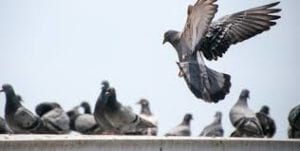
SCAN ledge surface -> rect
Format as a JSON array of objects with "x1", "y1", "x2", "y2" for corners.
[{"x1": 0, "y1": 135, "x2": 299, "y2": 151}]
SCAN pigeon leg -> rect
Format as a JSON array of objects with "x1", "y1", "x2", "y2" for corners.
[{"x1": 178, "y1": 70, "x2": 184, "y2": 77}]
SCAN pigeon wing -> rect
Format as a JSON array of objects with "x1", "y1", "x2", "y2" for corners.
[
  {"x1": 180, "y1": 0, "x2": 218, "y2": 53},
  {"x1": 201, "y1": 2, "x2": 281, "y2": 60},
  {"x1": 14, "y1": 107, "x2": 41, "y2": 131}
]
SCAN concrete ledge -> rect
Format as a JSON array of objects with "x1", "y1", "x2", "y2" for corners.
[{"x1": 0, "y1": 135, "x2": 299, "y2": 151}]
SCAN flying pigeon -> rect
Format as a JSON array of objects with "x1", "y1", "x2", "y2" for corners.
[
  {"x1": 0, "y1": 84, "x2": 43, "y2": 134},
  {"x1": 199, "y1": 111, "x2": 223, "y2": 137},
  {"x1": 165, "y1": 113, "x2": 193, "y2": 136},
  {"x1": 0, "y1": 116, "x2": 13, "y2": 134},
  {"x1": 256, "y1": 105, "x2": 276, "y2": 138},
  {"x1": 67, "y1": 101, "x2": 102, "y2": 134},
  {"x1": 163, "y1": 0, "x2": 281, "y2": 103},
  {"x1": 127, "y1": 98, "x2": 158, "y2": 135},
  {"x1": 94, "y1": 81, "x2": 156, "y2": 134},
  {"x1": 35, "y1": 102, "x2": 70, "y2": 134},
  {"x1": 229, "y1": 89, "x2": 264, "y2": 137},
  {"x1": 288, "y1": 104, "x2": 300, "y2": 138}
]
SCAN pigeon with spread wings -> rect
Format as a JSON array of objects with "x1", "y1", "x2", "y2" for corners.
[{"x1": 163, "y1": 0, "x2": 281, "y2": 103}]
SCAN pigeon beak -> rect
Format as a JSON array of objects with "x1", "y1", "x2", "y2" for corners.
[
  {"x1": 0, "y1": 89, "x2": 3, "y2": 92},
  {"x1": 135, "y1": 101, "x2": 141, "y2": 105}
]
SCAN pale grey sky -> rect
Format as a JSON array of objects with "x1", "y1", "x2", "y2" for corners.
[{"x1": 0, "y1": 0, "x2": 299, "y2": 138}]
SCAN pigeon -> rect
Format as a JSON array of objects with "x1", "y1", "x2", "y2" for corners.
[
  {"x1": 288, "y1": 104, "x2": 300, "y2": 130},
  {"x1": 0, "y1": 116, "x2": 13, "y2": 134},
  {"x1": 165, "y1": 113, "x2": 193, "y2": 136},
  {"x1": 35, "y1": 102, "x2": 70, "y2": 134},
  {"x1": 81, "y1": 101, "x2": 92, "y2": 114},
  {"x1": 199, "y1": 111, "x2": 223, "y2": 137},
  {"x1": 0, "y1": 84, "x2": 43, "y2": 134},
  {"x1": 163, "y1": 0, "x2": 281, "y2": 103},
  {"x1": 256, "y1": 105, "x2": 276, "y2": 138},
  {"x1": 127, "y1": 98, "x2": 158, "y2": 135},
  {"x1": 288, "y1": 126, "x2": 300, "y2": 139},
  {"x1": 229, "y1": 89, "x2": 264, "y2": 137},
  {"x1": 288, "y1": 104, "x2": 300, "y2": 138},
  {"x1": 67, "y1": 102, "x2": 102, "y2": 134},
  {"x1": 94, "y1": 81, "x2": 156, "y2": 134}
]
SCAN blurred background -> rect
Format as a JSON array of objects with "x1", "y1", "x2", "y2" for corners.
[{"x1": 0, "y1": 0, "x2": 299, "y2": 138}]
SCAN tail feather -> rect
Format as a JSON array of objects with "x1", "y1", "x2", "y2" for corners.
[{"x1": 177, "y1": 61, "x2": 231, "y2": 103}]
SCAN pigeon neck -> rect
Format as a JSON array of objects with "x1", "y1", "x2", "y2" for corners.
[
  {"x1": 83, "y1": 106, "x2": 91, "y2": 114},
  {"x1": 212, "y1": 115, "x2": 221, "y2": 124},
  {"x1": 141, "y1": 105, "x2": 152, "y2": 116},
  {"x1": 106, "y1": 95, "x2": 119, "y2": 111},
  {"x1": 237, "y1": 97, "x2": 248, "y2": 107},
  {"x1": 4, "y1": 90, "x2": 21, "y2": 113},
  {"x1": 182, "y1": 119, "x2": 191, "y2": 126}
]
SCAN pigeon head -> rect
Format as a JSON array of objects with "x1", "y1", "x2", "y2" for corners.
[
  {"x1": 239, "y1": 89, "x2": 250, "y2": 99},
  {"x1": 260, "y1": 105, "x2": 270, "y2": 115},
  {"x1": 136, "y1": 98, "x2": 149, "y2": 107},
  {"x1": 183, "y1": 113, "x2": 193, "y2": 123},
  {"x1": 215, "y1": 111, "x2": 222, "y2": 119},
  {"x1": 101, "y1": 80, "x2": 110, "y2": 90},
  {"x1": 0, "y1": 84, "x2": 15, "y2": 95},
  {"x1": 80, "y1": 101, "x2": 91, "y2": 114},
  {"x1": 35, "y1": 102, "x2": 61, "y2": 117},
  {"x1": 163, "y1": 30, "x2": 180, "y2": 46}
]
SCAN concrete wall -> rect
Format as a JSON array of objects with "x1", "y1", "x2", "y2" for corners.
[{"x1": 0, "y1": 135, "x2": 299, "y2": 151}]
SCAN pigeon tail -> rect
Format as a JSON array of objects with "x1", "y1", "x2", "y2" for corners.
[{"x1": 177, "y1": 61, "x2": 231, "y2": 103}]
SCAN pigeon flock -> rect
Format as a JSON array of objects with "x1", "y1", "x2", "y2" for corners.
[{"x1": 0, "y1": 0, "x2": 298, "y2": 139}]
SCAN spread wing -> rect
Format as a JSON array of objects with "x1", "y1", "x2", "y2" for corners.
[
  {"x1": 200, "y1": 2, "x2": 281, "y2": 60},
  {"x1": 180, "y1": 0, "x2": 218, "y2": 52}
]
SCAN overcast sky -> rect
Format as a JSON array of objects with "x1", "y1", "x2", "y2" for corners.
[{"x1": 0, "y1": 0, "x2": 299, "y2": 138}]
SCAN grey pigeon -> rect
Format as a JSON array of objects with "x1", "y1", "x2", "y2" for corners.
[
  {"x1": 229, "y1": 89, "x2": 264, "y2": 137},
  {"x1": 35, "y1": 102, "x2": 70, "y2": 134},
  {"x1": 256, "y1": 105, "x2": 276, "y2": 138},
  {"x1": 288, "y1": 104, "x2": 300, "y2": 138},
  {"x1": 163, "y1": 0, "x2": 281, "y2": 103},
  {"x1": 288, "y1": 126, "x2": 300, "y2": 139},
  {"x1": 126, "y1": 98, "x2": 158, "y2": 135},
  {"x1": 199, "y1": 111, "x2": 223, "y2": 137},
  {"x1": 0, "y1": 84, "x2": 43, "y2": 134},
  {"x1": 165, "y1": 113, "x2": 193, "y2": 136},
  {"x1": 67, "y1": 101, "x2": 102, "y2": 134},
  {"x1": 94, "y1": 81, "x2": 156, "y2": 134},
  {"x1": 0, "y1": 116, "x2": 13, "y2": 134}
]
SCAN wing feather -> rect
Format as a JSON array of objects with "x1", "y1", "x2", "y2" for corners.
[
  {"x1": 181, "y1": 0, "x2": 218, "y2": 52},
  {"x1": 200, "y1": 1, "x2": 281, "y2": 60}
]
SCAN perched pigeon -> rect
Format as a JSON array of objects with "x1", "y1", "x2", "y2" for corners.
[
  {"x1": 288, "y1": 104, "x2": 300, "y2": 138},
  {"x1": 163, "y1": 0, "x2": 281, "y2": 103},
  {"x1": 256, "y1": 105, "x2": 276, "y2": 138},
  {"x1": 67, "y1": 102, "x2": 102, "y2": 134},
  {"x1": 128, "y1": 98, "x2": 158, "y2": 135},
  {"x1": 94, "y1": 81, "x2": 156, "y2": 134},
  {"x1": 0, "y1": 116, "x2": 13, "y2": 134},
  {"x1": 0, "y1": 84, "x2": 43, "y2": 134},
  {"x1": 35, "y1": 102, "x2": 70, "y2": 134},
  {"x1": 288, "y1": 104, "x2": 300, "y2": 130},
  {"x1": 199, "y1": 111, "x2": 223, "y2": 137},
  {"x1": 288, "y1": 126, "x2": 300, "y2": 139},
  {"x1": 229, "y1": 89, "x2": 263, "y2": 137},
  {"x1": 165, "y1": 113, "x2": 193, "y2": 136}
]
